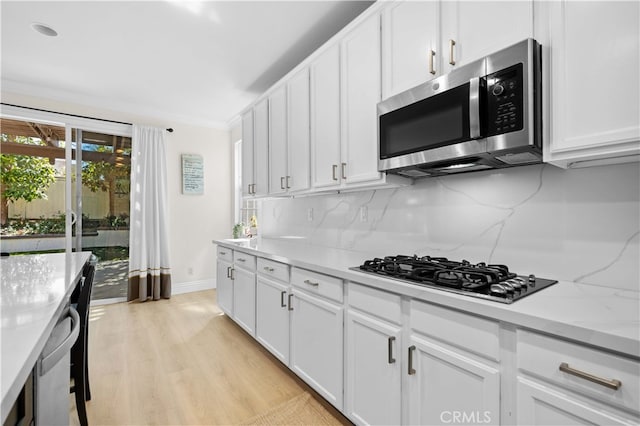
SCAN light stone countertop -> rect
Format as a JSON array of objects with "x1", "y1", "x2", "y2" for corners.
[
  {"x1": 214, "y1": 237, "x2": 640, "y2": 359},
  {"x1": 1, "y1": 251, "x2": 91, "y2": 422}
]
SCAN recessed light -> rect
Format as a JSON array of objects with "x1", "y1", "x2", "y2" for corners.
[{"x1": 31, "y1": 22, "x2": 58, "y2": 37}]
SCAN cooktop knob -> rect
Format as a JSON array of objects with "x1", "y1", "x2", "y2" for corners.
[
  {"x1": 528, "y1": 274, "x2": 536, "y2": 287},
  {"x1": 490, "y1": 284, "x2": 508, "y2": 297},
  {"x1": 492, "y1": 83, "x2": 505, "y2": 96}
]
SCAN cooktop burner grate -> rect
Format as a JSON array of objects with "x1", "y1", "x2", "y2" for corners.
[{"x1": 352, "y1": 255, "x2": 557, "y2": 303}]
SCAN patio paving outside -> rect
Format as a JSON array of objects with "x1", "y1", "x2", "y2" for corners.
[{"x1": 93, "y1": 258, "x2": 128, "y2": 300}]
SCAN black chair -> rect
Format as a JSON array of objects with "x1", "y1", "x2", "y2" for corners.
[{"x1": 70, "y1": 260, "x2": 96, "y2": 426}]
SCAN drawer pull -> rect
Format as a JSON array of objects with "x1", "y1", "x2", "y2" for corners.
[
  {"x1": 237, "y1": 258, "x2": 246, "y2": 263},
  {"x1": 408, "y1": 345, "x2": 416, "y2": 375},
  {"x1": 388, "y1": 336, "x2": 396, "y2": 364},
  {"x1": 263, "y1": 266, "x2": 275, "y2": 272},
  {"x1": 559, "y1": 362, "x2": 622, "y2": 390},
  {"x1": 230, "y1": 268, "x2": 235, "y2": 280},
  {"x1": 280, "y1": 291, "x2": 287, "y2": 308},
  {"x1": 226, "y1": 266, "x2": 232, "y2": 278},
  {"x1": 303, "y1": 279, "x2": 319, "y2": 287},
  {"x1": 220, "y1": 251, "x2": 227, "y2": 255}
]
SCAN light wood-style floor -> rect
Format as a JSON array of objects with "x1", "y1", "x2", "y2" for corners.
[{"x1": 70, "y1": 289, "x2": 351, "y2": 425}]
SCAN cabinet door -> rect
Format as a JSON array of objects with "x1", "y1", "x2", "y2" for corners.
[
  {"x1": 256, "y1": 276, "x2": 290, "y2": 364},
  {"x1": 382, "y1": 1, "x2": 438, "y2": 98},
  {"x1": 346, "y1": 310, "x2": 402, "y2": 426},
  {"x1": 310, "y1": 43, "x2": 342, "y2": 189},
  {"x1": 216, "y1": 258, "x2": 233, "y2": 316},
  {"x1": 517, "y1": 377, "x2": 637, "y2": 425},
  {"x1": 241, "y1": 110, "x2": 254, "y2": 197},
  {"x1": 287, "y1": 67, "x2": 311, "y2": 193},
  {"x1": 407, "y1": 336, "x2": 500, "y2": 425},
  {"x1": 268, "y1": 86, "x2": 288, "y2": 196},
  {"x1": 253, "y1": 98, "x2": 270, "y2": 196},
  {"x1": 341, "y1": 12, "x2": 383, "y2": 186},
  {"x1": 290, "y1": 290, "x2": 343, "y2": 410},
  {"x1": 440, "y1": 1, "x2": 533, "y2": 74},
  {"x1": 546, "y1": 1, "x2": 640, "y2": 160},
  {"x1": 233, "y1": 267, "x2": 256, "y2": 336}
]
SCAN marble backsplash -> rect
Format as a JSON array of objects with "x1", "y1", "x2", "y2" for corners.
[{"x1": 259, "y1": 162, "x2": 640, "y2": 291}]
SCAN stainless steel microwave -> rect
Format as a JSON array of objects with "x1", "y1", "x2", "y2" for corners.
[{"x1": 378, "y1": 38, "x2": 542, "y2": 177}]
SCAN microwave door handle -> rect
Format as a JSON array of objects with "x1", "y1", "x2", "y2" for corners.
[{"x1": 469, "y1": 77, "x2": 481, "y2": 139}]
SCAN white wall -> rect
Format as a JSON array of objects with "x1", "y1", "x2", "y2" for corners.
[{"x1": 1, "y1": 92, "x2": 232, "y2": 290}]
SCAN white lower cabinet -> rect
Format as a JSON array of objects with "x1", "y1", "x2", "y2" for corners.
[
  {"x1": 255, "y1": 258, "x2": 291, "y2": 364},
  {"x1": 290, "y1": 285, "x2": 344, "y2": 410},
  {"x1": 407, "y1": 300, "x2": 501, "y2": 426},
  {"x1": 231, "y1": 252, "x2": 257, "y2": 336},
  {"x1": 215, "y1": 247, "x2": 233, "y2": 316},
  {"x1": 406, "y1": 335, "x2": 500, "y2": 425},
  {"x1": 346, "y1": 309, "x2": 402, "y2": 425},
  {"x1": 516, "y1": 329, "x2": 640, "y2": 425}
]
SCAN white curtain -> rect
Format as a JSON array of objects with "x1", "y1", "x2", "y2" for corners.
[{"x1": 128, "y1": 125, "x2": 171, "y2": 301}]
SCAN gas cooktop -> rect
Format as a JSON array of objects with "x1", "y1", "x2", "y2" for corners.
[{"x1": 351, "y1": 255, "x2": 557, "y2": 304}]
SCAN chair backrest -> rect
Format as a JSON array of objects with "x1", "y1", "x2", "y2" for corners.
[{"x1": 76, "y1": 262, "x2": 96, "y2": 324}]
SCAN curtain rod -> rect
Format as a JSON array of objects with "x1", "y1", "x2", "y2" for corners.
[{"x1": 0, "y1": 103, "x2": 174, "y2": 133}]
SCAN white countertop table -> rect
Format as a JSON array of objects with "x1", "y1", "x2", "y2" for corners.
[
  {"x1": 1, "y1": 251, "x2": 91, "y2": 422},
  {"x1": 214, "y1": 237, "x2": 640, "y2": 359}
]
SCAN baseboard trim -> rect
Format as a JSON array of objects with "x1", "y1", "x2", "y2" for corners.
[{"x1": 172, "y1": 278, "x2": 216, "y2": 295}]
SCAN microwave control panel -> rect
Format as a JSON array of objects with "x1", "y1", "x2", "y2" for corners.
[{"x1": 486, "y1": 64, "x2": 524, "y2": 136}]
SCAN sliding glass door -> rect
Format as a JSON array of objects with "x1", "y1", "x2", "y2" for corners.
[{"x1": 1, "y1": 104, "x2": 132, "y2": 301}]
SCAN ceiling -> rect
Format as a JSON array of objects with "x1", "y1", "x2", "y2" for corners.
[{"x1": 1, "y1": 1, "x2": 374, "y2": 129}]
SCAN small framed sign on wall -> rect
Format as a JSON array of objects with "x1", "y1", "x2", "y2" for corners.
[{"x1": 182, "y1": 154, "x2": 204, "y2": 195}]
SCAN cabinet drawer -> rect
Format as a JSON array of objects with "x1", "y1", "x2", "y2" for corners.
[
  {"x1": 348, "y1": 282, "x2": 402, "y2": 325},
  {"x1": 233, "y1": 252, "x2": 256, "y2": 272},
  {"x1": 217, "y1": 246, "x2": 233, "y2": 262},
  {"x1": 517, "y1": 329, "x2": 640, "y2": 414},
  {"x1": 257, "y1": 258, "x2": 289, "y2": 283},
  {"x1": 410, "y1": 299, "x2": 500, "y2": 362},
  {"x1": 291, "y1": 268, "x2": 343, "y2": 303}
]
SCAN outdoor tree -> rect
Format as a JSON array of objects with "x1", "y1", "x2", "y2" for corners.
[
  {"x1": 82, "y1": 148, "x2": 130, "y2": 218},
  {"x1": 0, "y1": 135, "x2": 56, "y2": 226}
]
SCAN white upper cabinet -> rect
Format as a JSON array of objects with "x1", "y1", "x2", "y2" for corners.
[
  {"x1": 287, "y1": 67, "x2": 311, "y2": 193},
  {"x1": 253, "y1": 98, "x2": 269, "y2": 197},
  {"x1": 241, "y1": 110, "x2": 255, "y2": 197},
  {"x1": 268, "y1": 85, "x2": 288, "y2": 196},
  {"x1": 537, "y1": 0, "x2": 640, "y2": 167},
  {"x1": 440, "y1": 1, "x2": 533, "y2": 74},
  {"x1": 382, "y1": 1, "x2": 439, "y2": 99},
  {"x1": 341, "y1": 12, "x2": 384, "y2": 185},
  {"x1": 310, "y1": 43, "x2": 342, "y2": 189}
]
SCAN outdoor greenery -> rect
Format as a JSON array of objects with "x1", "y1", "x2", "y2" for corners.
[
  {"x1": 82, "y1": 145, "x2": 131, "y2": 217},
  {"x1": 0, "y1": 135, "x2": 56, "y2": 226},
  {"x1": 0, "y1": 213, "x2": 129, "y2": 236}
]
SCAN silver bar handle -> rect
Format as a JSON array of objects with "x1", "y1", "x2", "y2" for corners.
[
  {"x1": 559, "y1": 362, "x2": 622, "y2": 390},
  {"x1": 248, "y1": 184, "x2": 252, "y2": 194},
  {"x1": 428, "y1": 49, "x2": 436, "y2": 75},
  {"x1": 226, "y1": 266, "x2": 232, "y2": 278},
  {"x1": 388, "y1": 336, "x2": 396, "y2": 364},
  {"x1": 237, "y1": 258, "x2": 246, "y2": 263},
  {"x1": 230, "y1": 268, "x2": 235, "y2": 280},
  {"x1": 280, "y1": 290, "x2": 287, "y2": 308},
  {"x1": 408, "y1": 345, "x2": 416, "y2": 375},
  {"x1": 263, "y1": 266, "x2": 275, "y2": 272},
  {"x1": 280, "y1": 176, "x2": 285, "y2": 190},
  {"x1": 469, "y1": 77, "x2": 481, "y2": 139},
  {"x1": 341, "y1": 163, "x2": 347, "y2": 180},
  {"x1": 288, "y1": 293, "x2": 294, "y2": 311},
  {"x1": 286, "y1": 176, "x2": 291, "y2": 189},
  {"x1": 449, "y1": 39, "x2": 456, "y2": 65},
  {"x1": 39, "y1": 307, "x2": 80, "y2": 376},
  {"x1": 303, "y1": 279, "x2": 319, "y2": 287},
  {"x1": 332, "y1": 164, "x2": 338, "y2": 181},
  {"x1": 220, "y1": 251, "x2": 226, "y2": 255}
]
